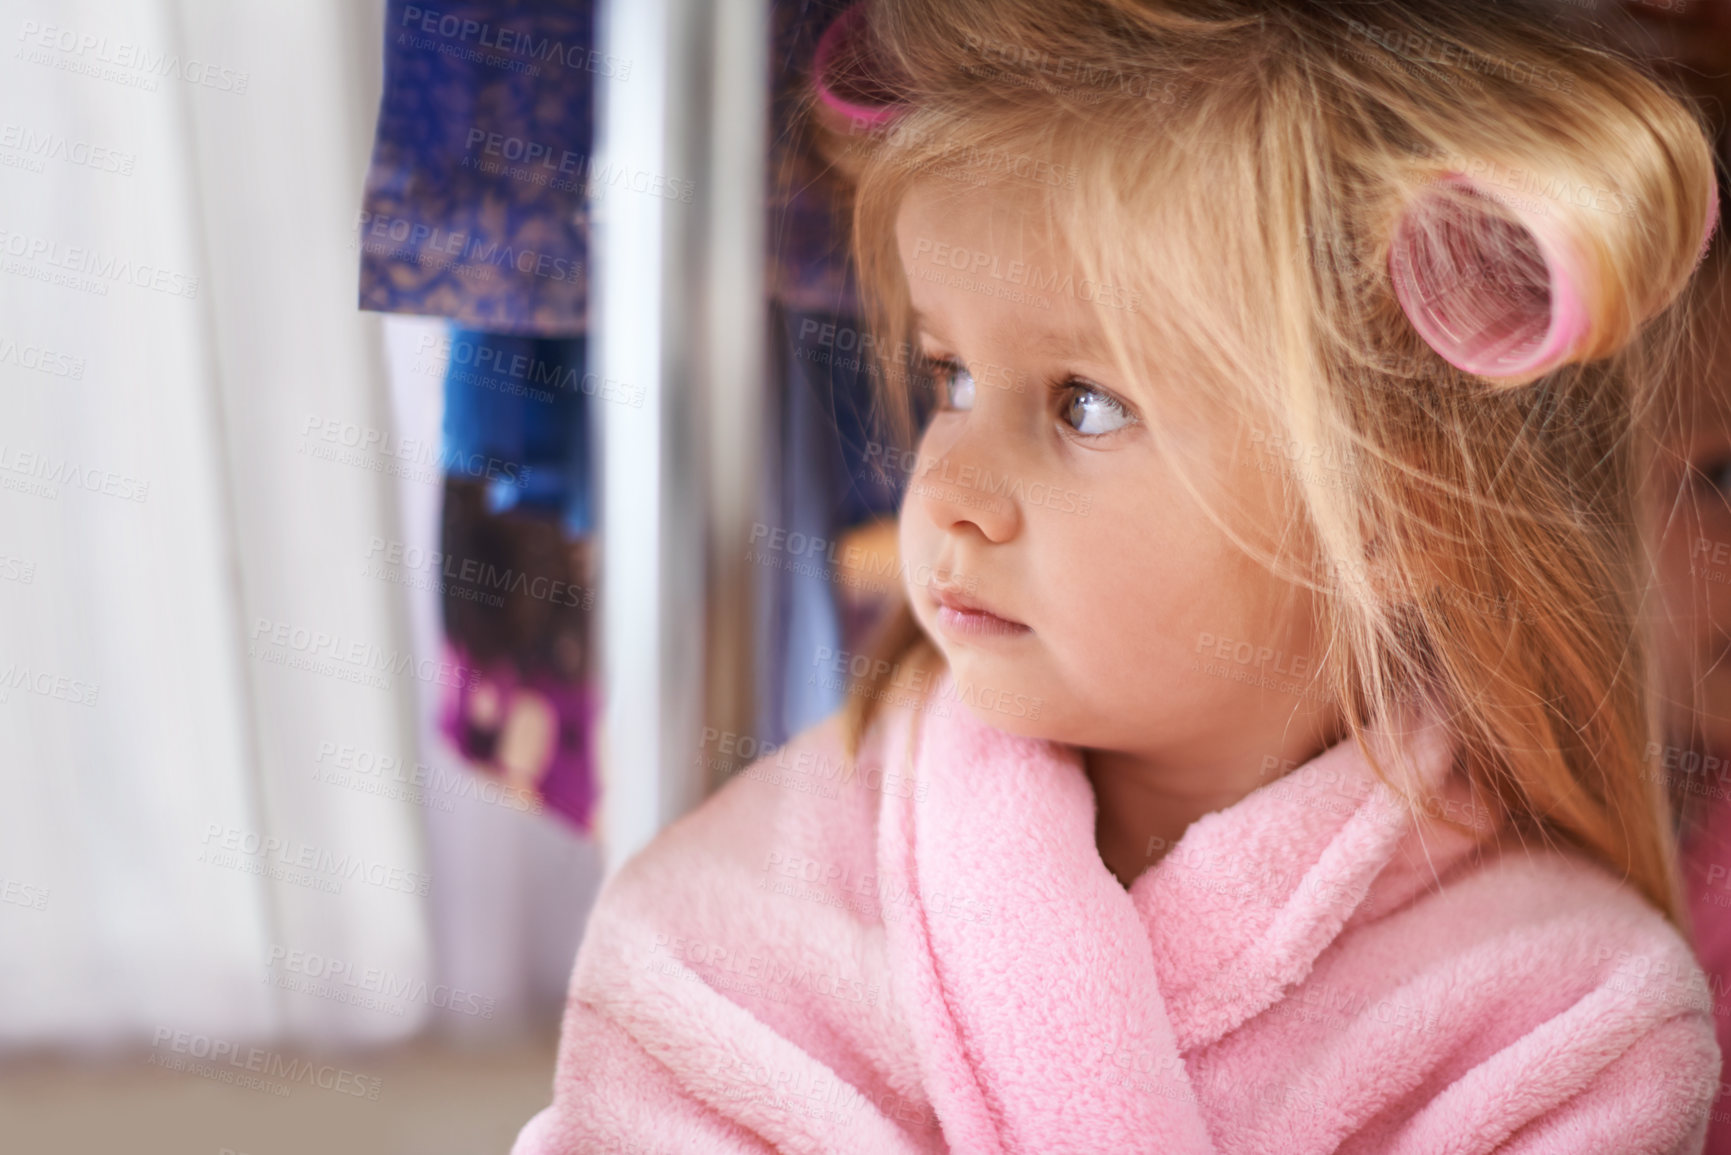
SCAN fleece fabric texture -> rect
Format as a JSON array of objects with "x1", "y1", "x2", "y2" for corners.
[{"x1": 514, "y1": 673, "x2": 1722, "y2": 1153}]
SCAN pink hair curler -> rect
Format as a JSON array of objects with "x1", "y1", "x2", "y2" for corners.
[
  {"x1": 812, "y1": 3, "x2": 903, "y2": 133},
  {"x1": 1700, "y1": 171, "x2": 1720, "y2": 262},
  {"x1": 1388, "y1": 172, "x2": 1591, "y2": 385}
]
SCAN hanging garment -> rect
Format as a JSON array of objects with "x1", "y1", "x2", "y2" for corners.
[
  {"x1": 358, "y1": 0, "x2": 599, "y2": 335},
  {"x1": 438, "y1": 328, "x2": 595, "y2": 530},
  {"x1": 357, "y1": 0, "x2": 606, "y2": 827},
  {"x1": 434, "y1": 328, "x2": 599, "y2": 834},
  {"x1": 512, "y1": 671, "x2": 1719, "y2": 1153},
  {"x1": 382, "y1": 315, "x2": 603, "y2": 1042},
  {"x1": 437, "y1": 634, "x2": 599, "y2": 833}
]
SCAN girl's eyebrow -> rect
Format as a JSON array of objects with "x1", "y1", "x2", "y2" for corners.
[{"x1": 909, "y1": 304, "x2": 1117, "y2": 378}]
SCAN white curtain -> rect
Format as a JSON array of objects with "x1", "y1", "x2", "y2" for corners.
[{"x1": 0, "y1": 0, "x2": 596, "y2": 1053}]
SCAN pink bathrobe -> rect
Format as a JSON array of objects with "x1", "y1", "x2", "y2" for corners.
[{"x1": 515, "y1": 673, "x2": 1722, "y2": 1153}]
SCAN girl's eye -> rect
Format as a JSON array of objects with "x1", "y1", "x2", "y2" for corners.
[
  {"x1": 1694, "y1": 456, "x2": 1731, "y2": 505},
  {"x1": 1060, "y1": 381, "x2": 1135, "y2": 437},
  {"x1": 924, "y1": 356, "x2": 976, "y2": 412}
]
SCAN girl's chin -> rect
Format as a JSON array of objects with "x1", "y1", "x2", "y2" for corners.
[
  {"x1": 925, "y1": 651, "x2": 1054, "y2": 734},
  {"x1": 952, "y1": 704, "x2": 1057, "y2": 742}
]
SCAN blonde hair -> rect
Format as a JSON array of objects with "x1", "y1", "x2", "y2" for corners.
[{"x1": 804, "y1": 0, "x2": 1717, "y2": 931}]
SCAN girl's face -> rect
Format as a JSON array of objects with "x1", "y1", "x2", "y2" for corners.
[
  {"x1": 1653, "y1": 278, "x2": 1731, "y2": 758},
  {"x1": 892, "y1": 182, "x2": 1336, "y2": 760}
]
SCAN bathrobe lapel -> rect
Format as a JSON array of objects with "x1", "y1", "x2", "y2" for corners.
[
  {"x1": 1131, "y1": 704, "x2": 1460, "y2": 1052},
  {"x1": 877, "y1": 673, "x2": 1461, "y2": 1154}
]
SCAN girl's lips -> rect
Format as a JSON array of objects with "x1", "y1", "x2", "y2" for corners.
[{"x1": 933, "y1": 593, "x2": 1030, "y2": 638}]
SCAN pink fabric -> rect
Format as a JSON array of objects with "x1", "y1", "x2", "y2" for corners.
[{"x1": 516, "y1": 673, "x2": 1721, "y2": 1153}]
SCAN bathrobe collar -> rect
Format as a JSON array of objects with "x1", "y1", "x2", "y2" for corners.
[
  {"x1": 877, "y1": 672, "x2": 1482, "y2": 1148},
  {"x1": 1123, "y1": 691, "x2": 1475, "y2": 1050}
]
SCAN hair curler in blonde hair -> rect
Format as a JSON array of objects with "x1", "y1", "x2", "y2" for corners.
[
  {"x1": 811, "y1": 3, "x2": 904, "y2": 138},
  {"x1": 1389, "y1": 174, "x2": 1588, "y2": 386},
  {"x1": 1390, "y1": 167, "x2": 1721, "y2": 388}
]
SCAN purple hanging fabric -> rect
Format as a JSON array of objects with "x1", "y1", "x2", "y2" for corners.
[{"x1": 357, "y1": 0, "x2": 606, "y2": 335}]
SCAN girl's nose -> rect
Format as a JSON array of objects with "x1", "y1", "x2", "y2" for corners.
[{"x1": 907, "y1": 429, "x2": 1023, "y2": 545}]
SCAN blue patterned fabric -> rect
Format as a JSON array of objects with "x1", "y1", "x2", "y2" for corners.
[
  {"x1": 358, "y1": 0, "x2": 602, "y2": 335},
  {"x1": 441, "y1": 327, "x2": 595, "y2": 534},
  {"x1": 359, "y1": 0, "x2": 862, "y2": 328}
]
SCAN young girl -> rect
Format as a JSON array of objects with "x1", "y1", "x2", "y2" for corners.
[{"x1": 515, "y1": 1, "x2": 1724, "y2": 1150}]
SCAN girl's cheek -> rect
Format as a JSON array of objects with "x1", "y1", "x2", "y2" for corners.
[{"x1": 898, "y1": 515, "x2": 935, "y2": 598}]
